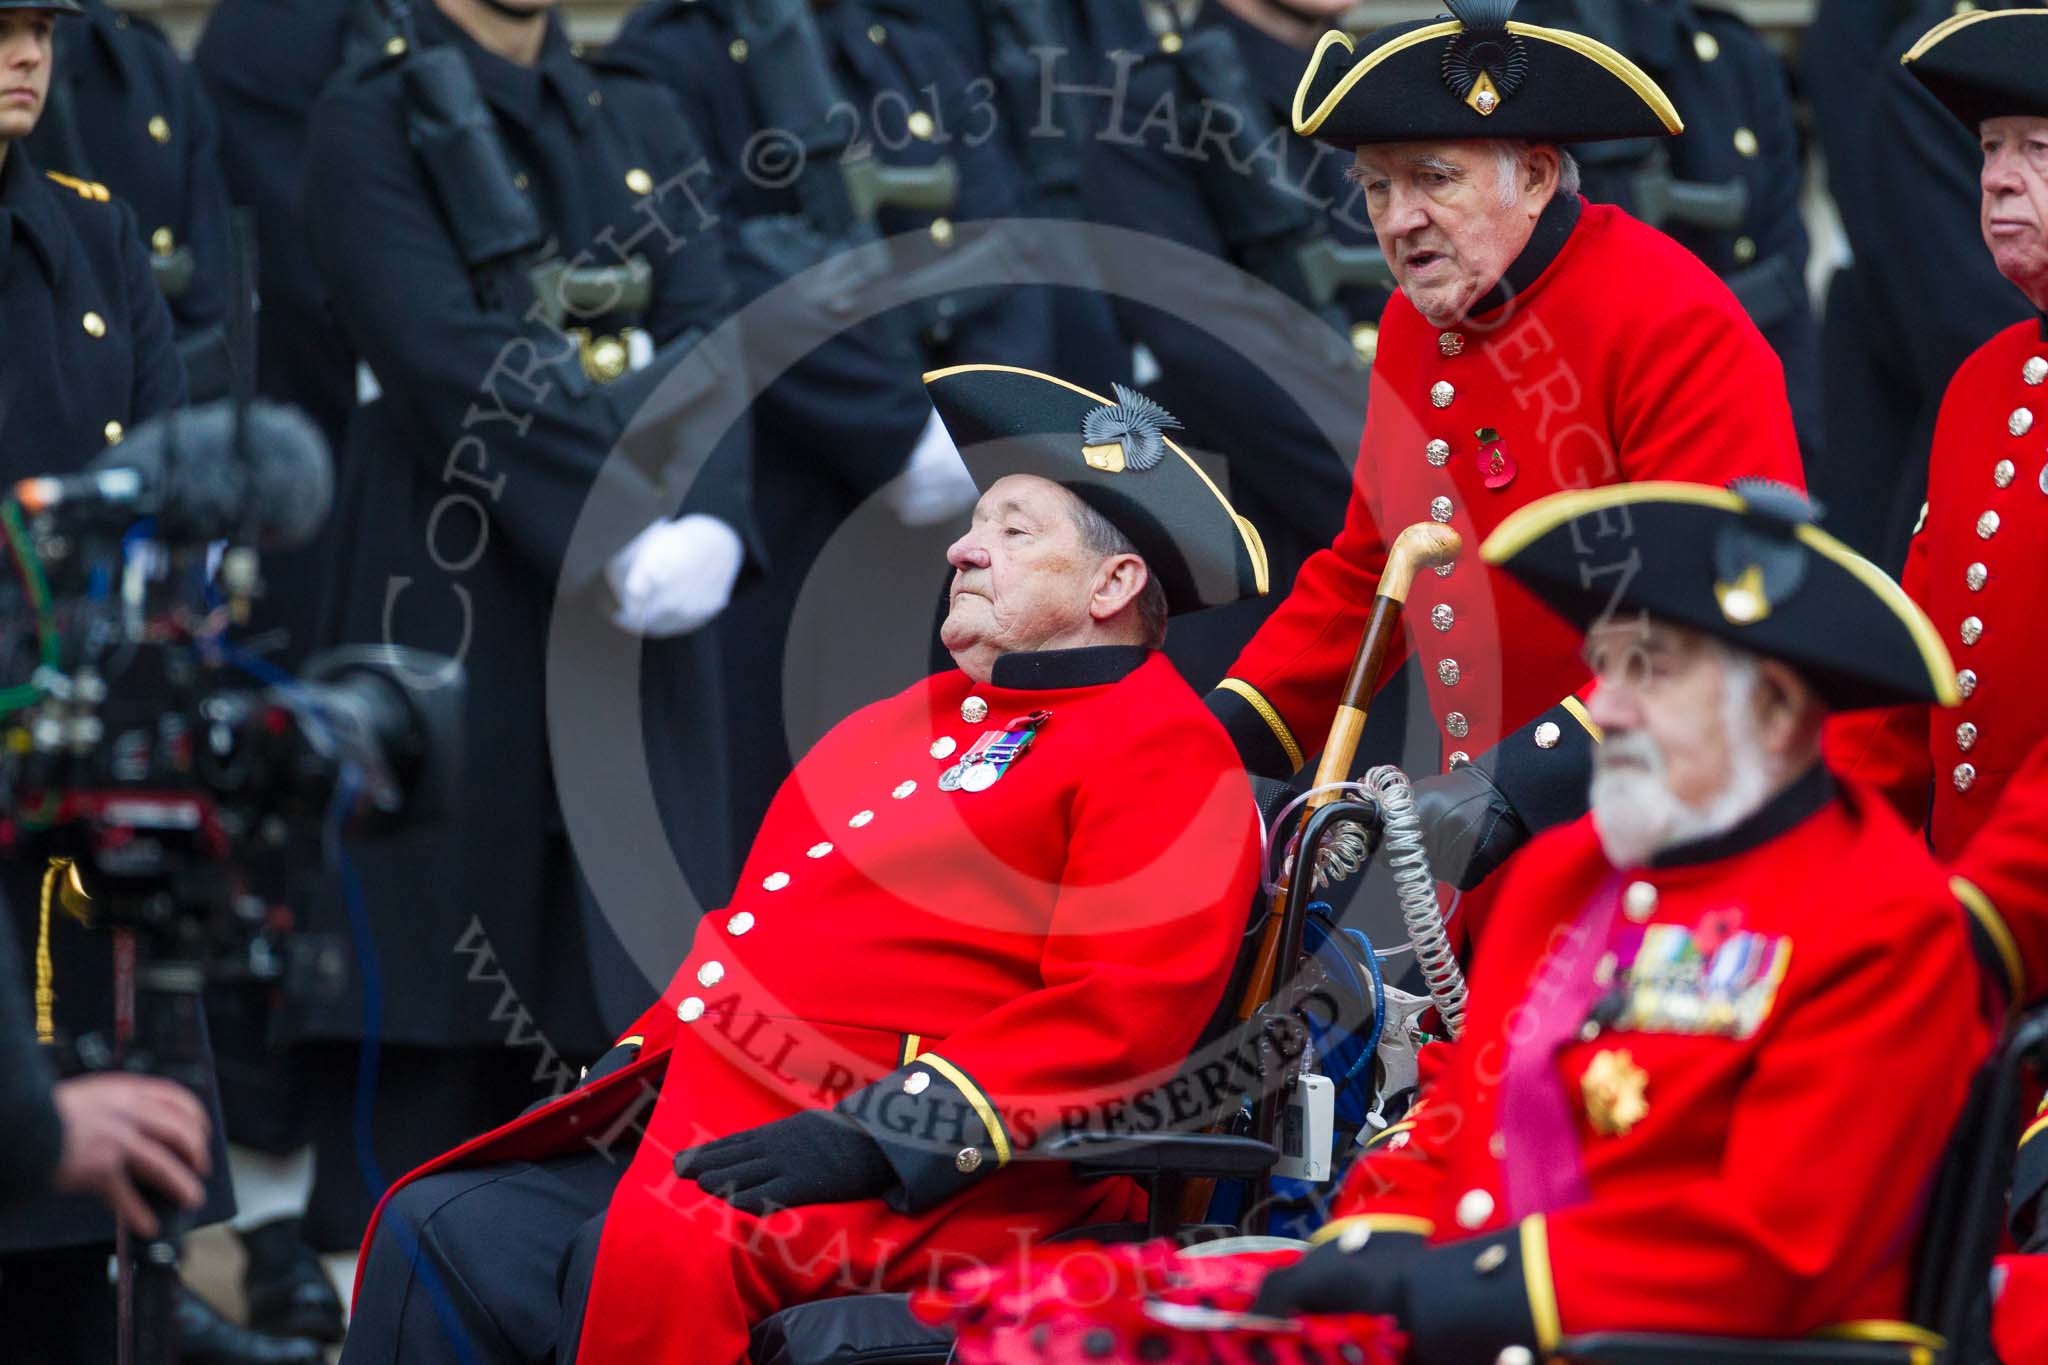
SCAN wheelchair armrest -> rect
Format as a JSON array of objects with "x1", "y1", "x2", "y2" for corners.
[
  {"x1": 1555, "y1": 1334, "x2": 1929, "y2": 1365},
  {"x1": 1044, "y1": 1132, "x2": 1280, "y2": 1181}
]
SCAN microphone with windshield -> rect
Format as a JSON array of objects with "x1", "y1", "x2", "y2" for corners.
[{"x1": 10, "y1": 399, "x2": 333, "y2": 548}]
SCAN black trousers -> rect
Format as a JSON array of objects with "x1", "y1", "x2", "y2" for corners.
[{"x1": 338, "y1": 1148, "x2": 621, "y2": 1365}]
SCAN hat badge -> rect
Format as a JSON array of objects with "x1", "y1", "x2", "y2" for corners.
[
  {"x1": 1081, "y1": 383, "x2": 1181, "y2": 474},
  {"x1": 1441, "y1": 0, "x2": 1529, "y2": 118}
]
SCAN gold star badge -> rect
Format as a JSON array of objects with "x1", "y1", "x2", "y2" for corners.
[{"x1": 1581, "y1": 1049, "x2": 1649, "y2": 1137}]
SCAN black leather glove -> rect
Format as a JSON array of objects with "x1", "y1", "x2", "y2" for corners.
[
  {"x1": 1249, "y1": 1229, "x2": 1426, "y2": 1318},
  {"x1": 673, "y1": 1109, "x2": 895, "y2": 1214},
  {"x1": 1408, "y1": 764, "x2": 1529, "y2": 891}
]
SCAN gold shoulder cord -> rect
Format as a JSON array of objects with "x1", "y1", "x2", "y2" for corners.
[{"x1": 35, "y1": 858, "x2": 66, "y2": 1044}]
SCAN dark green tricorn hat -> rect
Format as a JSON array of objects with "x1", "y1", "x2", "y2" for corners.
[
  {"x1": 1292, "y1": 0, "x2": 1681, "y2": 148},
  {"x1": 923, "y1": 364, "x2": 1269, "y2": 616},
  {"x1": 1901, "y1": 7, "x2": 2048, "y2": 133},
  {"x1": 1480, "y1": 480, "x2": 1958, "y2": 711}
]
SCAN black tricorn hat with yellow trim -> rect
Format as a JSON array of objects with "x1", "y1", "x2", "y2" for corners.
[
  {"x1": 1480, "y1": 480, "x2": 1957, "y2": 711},
  {"x1": 1901, "y1": 7, "x2": 2048, "y2": 133},
  {"x1": 923, "y1": 365, "x2": 1269, "y2": 616},
  {"x1": 1293, "y1": 0, "x2": 1681, "y2": 148}
]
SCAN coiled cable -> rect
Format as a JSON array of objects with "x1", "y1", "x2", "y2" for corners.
[{"x1": 1363, "y1": 764, "x2": 1467, "y2": 1038}]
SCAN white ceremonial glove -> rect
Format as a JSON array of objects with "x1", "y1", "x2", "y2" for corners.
[
  {"x1": 605, "y1": 513, "x2": 745, "y2": 638},
  {"x1": 883, "y1": 408, "x2": 979, "y2": 527}
]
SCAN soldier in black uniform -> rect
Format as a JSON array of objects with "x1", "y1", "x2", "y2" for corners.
[
  {"x1": 603, "y1": 0, "x2": 1128, "y2": 850},
  {"x1": 1513, "y1": 0, "x2": 1824, "y2": 464},
  {"x1": 23, "y1": 0, "x2": 233, "y2": 397},
  {"x1": 1804, "y1": 0, "x2": 2032, "y2": 571},
  {"x1": 292, "y1": 0, "x2": 755, "y2": 1275}
]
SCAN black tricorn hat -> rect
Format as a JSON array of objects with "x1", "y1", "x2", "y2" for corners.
[
  {"x1": 1902, "y1": 7, "x2": 2048, "y2": 133},
  {"x1": 1480, "y1": 481, "x2": 1958, "y2": 711},
  {"x1": 0, "y1": 0, "x2": 84, "y2": 13},
  {"x1": 923, "y1": 365, "x2": 1269, "y2": 616},
  {"x1": 1293, "y1": 0, "x2": 1681, "y2": 148}
]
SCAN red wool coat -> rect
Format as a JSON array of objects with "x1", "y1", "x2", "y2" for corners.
[
  {"x1": 1319, "y1": 775, "x2": 1989, "y2": 1352},
  {"x1": 351, "y1": 648, "x2": 1262, "y2": 1364},
  {"x1": 1827, "y1": 317, "x2": 2048, "y2": 1007},
  {"x1": 1211, "y1": 195, "x2": 1805, "y2": 836}
]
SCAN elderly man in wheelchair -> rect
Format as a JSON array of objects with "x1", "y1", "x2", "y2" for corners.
[
  {"x1": 911, "y1": 482, "x2": 2012, "y2": 1365},
  {"x1": 335, "y1": 364, "x2": 1278, "y2": 1365}
]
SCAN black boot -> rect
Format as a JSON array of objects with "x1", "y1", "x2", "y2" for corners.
[
  {"x1": 174, "y1": 1287, "x2": 325, "y2": 1365},
  {"x1": 240, "y1": 1216, "x2": 347, "y2": 1344}
]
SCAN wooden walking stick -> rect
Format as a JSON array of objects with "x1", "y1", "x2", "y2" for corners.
[{"x1": 1235, "y1": 521, "x2": 1463, "y2": 1020}]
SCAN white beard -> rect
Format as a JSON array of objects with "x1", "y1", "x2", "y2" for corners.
[{"x1": 1589, "y1": 657, "x2": 1775, "y2": 869}]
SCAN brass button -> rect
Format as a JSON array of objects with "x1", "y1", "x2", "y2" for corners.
[
  {"x1": 1445, "y1": 712, "x2": 1470, "y2": 739},
  {"x1": 1350, "y1": 322, "x2": 1378, "y2": 363},
  {"x1": 1437, "y1": 659, "x2": 1461, "y2": 687},
  {"x1": 727, "y1": 911, "x2": 755, "y2": 935},
  {"x1": 625, "y1": 167, "x2": 653, "y2": 195},
  {"x1": 1968, "y1": 562, "x2": 1988, "y2": 592},
  {"x1": 513, "y1": 172, "x2": 529, "y2": 190},
  {"x1": 1979, "y1": 510, "x2": 2001, "y2": 539},
  {"x1": 1488, "y1": 1131, "x2": 1507, "y2": 1160},
  {"x1": 892, "y1": 780, "x2": 917, "y2": 800},
  {"x1": 1996, "y1": 459, "x2": 2016, "y2": 488},
  {"x1": 955, "y1": 1147, "x2": 983, "y2": 1173},
  {"x1": 1448, "y1": 750, "x2": 1471, "y2": 768},
  {"x1": 1434, "y1": 560, "x2": 1454, "y2": 578},
  {"x1": 2012, "y1": 407, "x2": 2034, "y2": 437},
  {"x1": 930, "y1": 737, "x2": 957, "y2": 760},
  {"x1": 1475, "y1": 1243, "x2": 1509, "y2": 1275},
  {"x1": 1430, "y1": 381, "x2": 1455, "y2": 409},
  {"x1": 583, "y1": 334, "x2": 628, "y2": 383},
  {"x1": 1438, "y1": 331, "x2": 1465, "y2": 358},
  {"x1": 384, "y1": 34, "x2": 407, "y2": 55},
  {"x1": 907, "y1": 110, "x2": 935, "y2": 141},
  {"x1": 147, "y1": 114, "x2": 171, "y2": 144},
  {"x1": 149, "y1": 226, "x2": 174, "y2": 256},
  {"x1": 1733, "y1": 235, "x2": 1757, "y2": 264},
  {"x1": 1957, "y1": 722, "x2": 1979, "y2": 752},
  {"x1": 697, "y1": 960, "x2": 725, "y2": 987},
  {"x1": 1431, "y1": 603, "x2": 1454, "y2": 632},
  {"x1": 807, "y1": 841, "x2": 833, "y2": 858},
  {"x1": 1430, "y1": 495, "x2": 1454, "y2": 523},
  {"x1": 586, "y1": 90, "x2": 602, "y2": 108},
  {"x1": 867, "y1": 22, "x2": 887, "y2": 43},
  {"x1": 677, "y1": 996, "x2": 705, "y2": 1022},
  {"x1": 929, "y1": 217, "x2": 954, "y2": 246},
  {"x1": 962, "y1": 696, "x2": 988, "y2": 723},
  {"x1": 1425, "y1": 438, "x2": 1451, "y2": 467},
  {"x1": 1959, "y1": 668, "x2": 1979, "y2": 699},
  {"x1": 849, "y1": 809, "x2": 875, "y2": 828},
  {"x1": 1624, "y1": 880, "x2": 1659, "y2": 921},
  {"x1": 1961, "y1": 615, "x2": 1983, "y2": 646},
  {"x1": 82, "y1": 311, "x2": 106, "y2": 338},
  {"x1": 1694, "y1": 30, "x2": 1720, "y2": 61},
  {"x1": 1159, "y1": 31, "x2": 1182, "y2": 54},
  {"x1": 103, "y1": 420, "x2": 123, "y2": 445},
  {"x1": 1955, "y1": 763, "x2": 1978, "y2": 793},
  {"x1": 1455, "y1": 1188, "x2": 1495, "y2": 1230},
  {"x1": 2026, "y1": 356, "x2": 2047, "y2": 386},
  {"x1": 1733, "y1": 126, "x2": 1758, "y2": 158},
  {"x1": 728, "y1": 37, "x2": 748, "y2": 61},
  {"x1": 762, "y1": 871, "x2": 791, "y2": 891},
  {"x1": 903, "y1": 1071, "x2": 930, "y2": 1095},
  {"x1": 1534, "y1": 721, "x2": 1562, "y2": 749}
]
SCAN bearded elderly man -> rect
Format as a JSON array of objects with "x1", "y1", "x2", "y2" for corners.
[
  {"x1": 337, "y1": 366, "x2": 1268, "y2": 1365},
  {"x1": 1206, "y1": 0, "x2": 1805, "y2": 916},
  {"x1": 1245, "y1": 481, "x2": 1991, "y2": 1361}
]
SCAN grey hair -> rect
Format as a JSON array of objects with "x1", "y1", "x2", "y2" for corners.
[
  {"x1": 1068, "y1": 494, "x2": 1169, "y2": 649},
  {"x1": 1491, "y1": 141, "x2": 1581, "y2": 207}
]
